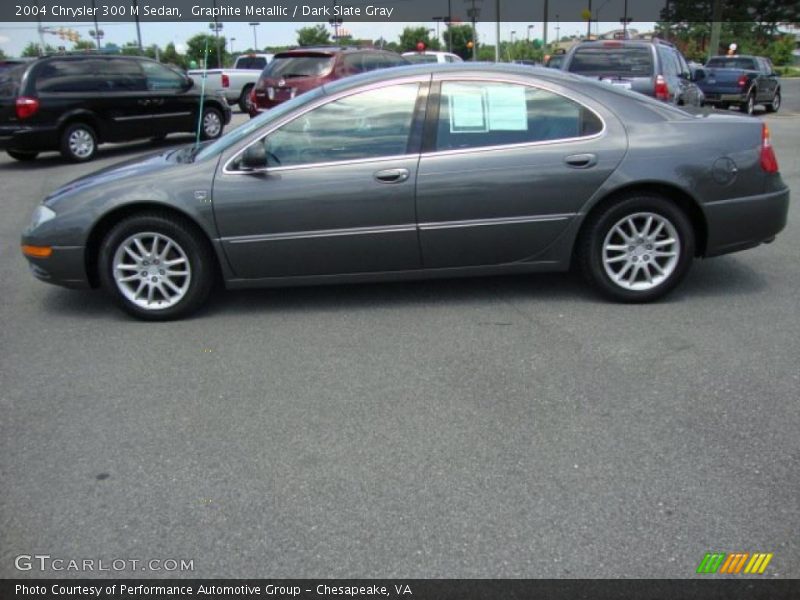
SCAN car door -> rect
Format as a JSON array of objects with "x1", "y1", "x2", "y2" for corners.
[
  {"x1": 93, "y1": 57, "x2": 152, "y2": 141},
  {"x1": 415, "y1": 77, "x2": 627, "y2": 269},
  {"x1": 675, "y1": 51, "x2": 701, "y2": 106},
  {"x1": 139, "y1": 60, "x2": 195, "y2": 134},
  {"x1": 212, "y1": 81, "x2": 426, "y2": 279},
  {"x1": 757, "y1": 58, "x2": 778, "y2": 102}
]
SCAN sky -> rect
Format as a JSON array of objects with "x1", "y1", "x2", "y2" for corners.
[{"x1": 0, "y1": 20, "x2": 655, "y2": 57}]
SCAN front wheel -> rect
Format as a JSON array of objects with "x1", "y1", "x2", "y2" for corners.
[
  {"x1": 578, "y1": 196, "x2": 695, "y2": 303},
  {"x1": 199, "y1": 107, "x2": 224, "y2": 140},
  {"x1": 766, "y1": 91, "x2": 780, "y2": 113},
  {"x1": 98, "y1": 213, "x2": 215, "y2": 320}
]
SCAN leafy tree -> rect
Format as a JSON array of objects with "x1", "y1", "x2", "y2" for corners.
[
  {"x1": 73, "y1": 40, "x2": 95, "y2": 51},
  {"x1": 765, "y1": 35, "x2": 796, "y2": 66},
  {"x1": 161, "y1": 42, "x2": 187, "y2": 69},
  {"x1": 442, "y1": 24, "x2": 476, "y2": 60},
  {"x1": 398, "y1": 26, "x2": 441, "y2": 52},
  {"x1": 0, "y1": 48, "x2": 6, "y2": 59},
  {"x1": 297, "y1": 25, "x2": 330, "y2": 47},
  {"x1": 186, "y1": 33, "x2": 228, "y2": 69}
]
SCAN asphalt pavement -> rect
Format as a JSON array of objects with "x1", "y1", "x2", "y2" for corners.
[{"x1": 0, "y1": 82, "x2": 798, "y2": 579}]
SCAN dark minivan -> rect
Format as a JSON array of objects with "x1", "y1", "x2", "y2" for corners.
[
  {"x1": 562, "y1": 39, "x2": 704, "y2": 107},
  {"x1": 0, "y1": 54, "x2": 232, "y2": 162},
  {"x1": 249, "y1": 47, "x2": 409, "y2": 116}
]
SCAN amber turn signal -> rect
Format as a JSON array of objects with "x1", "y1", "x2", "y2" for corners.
[{"x1": 21, "y1": 244, "x2": 53, "y2": 258}]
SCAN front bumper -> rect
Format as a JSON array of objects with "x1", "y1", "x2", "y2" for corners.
[
  {"x1": 704, "y1": 187, "x2": 790, "y2": 257},
  {"x1": 22, "y1": 245, "x2": 91, "y2": 289}
]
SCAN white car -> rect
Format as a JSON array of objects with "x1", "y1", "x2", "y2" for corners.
[{"x1": 401, "y1": 51, "x2": 463, "y2": 64}]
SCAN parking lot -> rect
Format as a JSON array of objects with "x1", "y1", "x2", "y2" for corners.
[{"x1": 1, "y1": 80, "x2": 798, "y2": 578}]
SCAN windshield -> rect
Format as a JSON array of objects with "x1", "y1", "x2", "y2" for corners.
[
  {"x1": 263, "y1": 55, "x2": 334, "y2": 79},
  {"x1": 569, "y1": 47, "x2": 653, "y2": 77},
  {"x1": 194, "y1": 87, "x2": 326, "y2": 161},
  {"x1": 706, "y1": 57, "x2": 757, "y2": 70}
]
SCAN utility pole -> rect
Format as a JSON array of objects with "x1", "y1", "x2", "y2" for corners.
[
  {"x1": 133, "y1": 0, "x2": 142, "y2": 51},
  {"x1": 466, "y1": 0, "x2": 481, "y2": 61},
  {"x1": 708, "y1": 0, "x2": 723, "y2": 62},
  {"x1": 543, "y1": 0, "x2": 549, "y2": 50},
  {"x1": 494, "y1": 0, "x2": 500, "y2": 63},
  {"x1": 587, "y1": 0, "x2": 592, "y2": 39},
  {"x1": 447, "y1": 0, "x2": 452, "y2": 53},
  {"x1": 91, "y1": 0, "x2": 101, "y2": 49}
]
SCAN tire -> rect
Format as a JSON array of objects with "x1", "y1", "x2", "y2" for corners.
[
  {"x1": 7, "y1": 149, "x2": 39, "y2": 161},
  {"x1": 766, "y1": 91, "x2": 780, "y2": 113},
  {"x1": 199, "y1": 106, "x2": 224, "y2": 141},
  {"x1": 98, "y1": 213, "x2": 215, "y2": 320},
  {"x1": 238, "y1": 84, "x2": 254, "y2": 113},
  {"x1": 578, "y1": 195, "x2": 695, "y2": 303},
  {"x1": 740, "y1": 92, "x2": 755, "y2": 116},
  {"x1": 60, "y1": 122, "x2": 97, "y2": 162}
]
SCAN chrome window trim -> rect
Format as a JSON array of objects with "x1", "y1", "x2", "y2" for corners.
[{"x1": 222, "y1": 75, "x2": 430, "y2": 176}]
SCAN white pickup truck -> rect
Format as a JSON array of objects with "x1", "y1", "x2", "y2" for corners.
[{"x1": 188, "y1": 53, "x2": 273, "y2": 112}]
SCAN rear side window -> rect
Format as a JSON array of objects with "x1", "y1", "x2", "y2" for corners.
[
  {"x1": 0, "y1": 63, "x2": 25, "y2": 97},
  {"x1": 657, "y1": 47, "x2": 679, "y2": 78},
  {"x1": 569, "y1": 46, "x2": 654, "y2": 77},
  {"x1": 96, "y1": 59, "x2": 147, "y2": 92},
  {"x1": 435, "y1": 81, "x2": 603, "y2": 151},
  {"x1": 34, "y1": 59, "x2": 100, "y2": 93}
]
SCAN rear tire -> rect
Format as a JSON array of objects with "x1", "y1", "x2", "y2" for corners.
[
  {"x1": 238, "y1": 84, "x2": 254, "y2": 112},
  {"x1": 766, "y1": 91, "x2": 780, "y2": 113},
  {"x1": 578, "y1": 195, "x2": 695, "y2": 303},
  {"x1": 60, "y1": 122, "x2": 97, "y2": 162},
  {"x1": 199, "y1": 107, "x2": 223, "y2": 141},
  {"x1": 740, "y1": 92, "x2": 755, "y2": 116},
  {"x1": 7, "y1": 149, "x2": 39, "y2": 161},
  {"x1": 98, "y1": 213, "x2": 215, "y2": 321}
]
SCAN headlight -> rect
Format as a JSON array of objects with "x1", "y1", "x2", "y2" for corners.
[{"x1": 30, "y1": 205, "x2": 56, "y2": 230}]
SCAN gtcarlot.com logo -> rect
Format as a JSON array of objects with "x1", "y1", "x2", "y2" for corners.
[
  {"x1": 14, "y1": 554, "x2": 194, "y2": 572},
  {"x1": 696, "y1": 552, "x2": 773, "y2": 575}
]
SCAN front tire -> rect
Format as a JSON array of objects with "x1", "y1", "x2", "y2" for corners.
[
  {"x1": 578, "y1": 195, "x2": 695, "y2": 303},
  {"x1": 7, "y1": 149, "x2": 39, "y2": 161},
  {"x1": 199, "y1": 107, "x2": 224, "y2": 140},
  {"x1": 766, "y1": 91, "x2": 780, "y2": 113},
  {"x1": 98, "y1": 213, "x2": 215, "y2": 320},
  {"x1": 60, "y1": 122, "x2": 97, "y2": 162}
]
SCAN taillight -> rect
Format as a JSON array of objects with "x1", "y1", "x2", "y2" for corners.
[
  {"x1": 760, "y1": 123, "x2": 779, "y2": 173},
  {"x1": 15, "y1": 96, "x2": 39, "y2": 119},
  {"x1": 737, "y1": 75, "x2": 748, "y2": 87},
  {"x1": 221, "y1": 73, "x2": 229, "y2": 88},
  {"x1": 654, "y1": 75, "x2": 669, "y2": 101}
]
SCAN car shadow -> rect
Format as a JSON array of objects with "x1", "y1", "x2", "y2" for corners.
[
  {"x1": 0, "y1": 134, "x2": 197, "y2": 171},
  {"x1": 39, "y1": 256, "x2": 769, "y2": 321}
]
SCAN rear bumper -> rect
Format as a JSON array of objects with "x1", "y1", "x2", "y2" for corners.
[
  {"x1": 701, "y1": 92, "x2": 748, "y2": 104},
  {"x1": 22, "y1": 246, "x2": 91, "y2": 289},
  {"x1": 0, "y1": 124, "x2": 60, "y2": 152},
  {"x1": 704, "y1": 187, "x2": 790, "y2": 257}
]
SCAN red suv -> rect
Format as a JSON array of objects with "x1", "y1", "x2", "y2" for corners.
[{"x1": 248, "y1": 47, "x2": 409, "y2": 116}]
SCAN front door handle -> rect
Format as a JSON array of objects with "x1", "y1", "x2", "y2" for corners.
[
  {"x1": 564, "y1": 153, "x2": 598, "y2": 169},
  {"x1": 374, "y1": 168, "x2": 410, "y2": 184},
  {"x1": 137, "y1": 99, "x2": 151, "y2": 106}
]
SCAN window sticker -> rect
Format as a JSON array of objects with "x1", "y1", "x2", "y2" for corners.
[
  {"x1": 486, "y1": 85, "x2": 528, "y2": 131},
  {"x1": 449, "y1": 86, "x2": 488, "y2": 133}
]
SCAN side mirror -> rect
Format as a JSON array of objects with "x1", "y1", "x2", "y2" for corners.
[{"x1": 240, "y1": 143, "x2": 268, "y2": 171}]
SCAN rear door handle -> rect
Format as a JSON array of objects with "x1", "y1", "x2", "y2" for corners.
[
  {"x1": 374, "y1": 168, "x2": 410, "y2": 183},
  {"x1": 565, "y1": 153, "x2": 598, "y2": 169}
]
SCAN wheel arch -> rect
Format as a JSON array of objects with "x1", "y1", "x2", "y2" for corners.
[
  {"x1": 57, "y1": 110, "x2": 104, "y2": 143},
  {"x1": 573, "y1": 181, "x2": 708, "y2": 261},
  {"x1": 84, "y1": 202, "x2": 220, "y2": 288}
]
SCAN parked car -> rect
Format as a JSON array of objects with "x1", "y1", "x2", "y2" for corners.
[
  {"x1": 544, "y1": 53, "x2": 565, "y2": 69},
  {"x1": 401, "y1": 51, "x2": 463, "y2": 64},
  {"x1": 561, "y1": 39, "x2": 704, "y2": 107},
  {"x1": 188, "y1": 53, "x2": 273, "y2": 112},
  {"x1": 21, "y1": 64, "x2": 789, "y2": 320},
  {"x1": 0, "y1": 57, "x2": 32, "y2": 75},
  {"x1": 694, "y1": 55, "x2": 781, "y2": 115},
  {"x1": 0, "y1": 54, "x2": 231, "y2": 162},
  {"x1": 249, "y1": 47, "x2": 409, "y2": 115}
]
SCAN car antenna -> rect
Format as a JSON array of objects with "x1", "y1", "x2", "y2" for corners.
[{"x1": 195, "y1": 38, "x2": 209, "y2": 148}]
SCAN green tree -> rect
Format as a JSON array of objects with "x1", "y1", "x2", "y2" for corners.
[
  {"x1": 161, "y1": 42, "x2": 187, "y2": 69},
  {"x1": 442, "y1": 24, "x2": 476, "y2": 60},
  {"x1": 297, "y1": 25, "x2": 330, "y2": 47},
  {"x1": 398, "y1": 26, "x2": 441, "y2": 52},
  {"x1": 186, "y1": 33, "x2": 228, "y2": 69},
  {"x1": 766, "y1": 35, "x2": 796, "y2": 66},
  {"x1": 22, "y1": 42, "x2": 56, "y2": 57},
  {"x1": 0, "y1": 48, "x2": 6, "y2": 59},
  {"x1": 73, "y1": 40, "x2": 95, "y2": 51}
]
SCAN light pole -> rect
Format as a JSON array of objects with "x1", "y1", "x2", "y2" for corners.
[
  {"x1": 208, "y1": 21, "x2": 223, "y2": 67},
  {"x1": 527, "y1": 24, "x2": 534, "y2": 43},
  {"x1": 433, "y1": 16, "x2": 444, "y2": 42},
  {"x1": 132, "y1": 0, "x2": 142, "y2": 51},
  {"x1": 595, "y1": 0, "x2": 612, "y2": 37},
  {"x1": 621, "y1": 0, "x2": 630, "y2": 38},
  {"x1": 89, "y1": 28, "x2": 104, "y2": 50},
  {"x1": 249, "y1": 22, "x2": 259, "y2": 51},
  {"x1": 90, "y1": 0, "x2": 101, "y2": 50},
  {"x1": 465, "y1": 0, "x2": 482, "y2": 61},
  {"x1": 229, "y1": 37, "x2": 236, "y2": 54},
  {"x1": 543, "y1": 0, "x2": 549, "y2": 50},
  {"x1": 555, "y1": 14, "x2": 560, "y2": 46}
]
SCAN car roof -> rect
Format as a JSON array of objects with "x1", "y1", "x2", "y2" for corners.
[{"x1": 276, "y1": 46, "x2": 392, "y2": 56}]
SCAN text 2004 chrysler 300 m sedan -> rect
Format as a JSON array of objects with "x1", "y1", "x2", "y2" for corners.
[{"x1": 21, "y1": 64, "x2": 789, "y2": 320}]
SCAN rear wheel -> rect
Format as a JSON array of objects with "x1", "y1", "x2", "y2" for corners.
[
  {"x1": 98, "y1": 213, "x2": 215, "y2": 320},
  {"x1": 578, "y1": 195, "x2": 695, "y2": 303},
  {"x1": 766, "y1": 91, "x2": 780, "y2": 113},
  {"x1": 7, "y1": 149, "x2": 39, "y2": 161},
  {"x1": 740, "y1": 92, "x2": 755, "y2": 115},
  {"x1": 60, "y1": 122, "x2": 97, "y2": 162},
  {"x1": 199, "y1": 107, "x2": 223, "y2": 140},
  {"x1": 238, "y1": 84, "x2": 254, "y2": 112}
]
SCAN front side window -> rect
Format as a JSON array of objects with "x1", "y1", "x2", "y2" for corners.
[
  {"x1": 247, "y1": 83, "x2": 419, "y2": 168},
  {"x1": 140, "y1": 60, "x2": 185, "y2": 90},
  {"x1": 434, "y1": 81, "x2": 602, "y2": 151}
]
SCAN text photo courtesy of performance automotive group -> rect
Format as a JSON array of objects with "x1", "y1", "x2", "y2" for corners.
[{"x1": 1, "y1": 0, "x2": 798, "y2": 597}]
